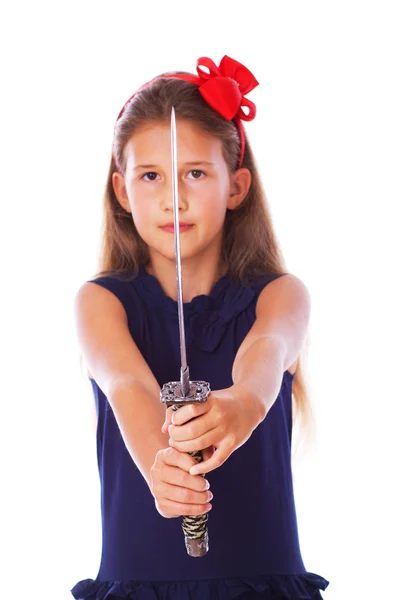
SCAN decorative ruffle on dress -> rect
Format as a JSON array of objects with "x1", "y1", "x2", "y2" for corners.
[{"x1": 71, "y1": 267, "x2": 329, "y2": 599}]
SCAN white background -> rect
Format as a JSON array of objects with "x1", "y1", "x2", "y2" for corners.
[{"x1": 1, "y1": 1, "x2": 399, "y2": 599}]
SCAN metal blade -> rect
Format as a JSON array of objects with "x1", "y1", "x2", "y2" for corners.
[{"x1": 171, "y1": 107, "x2": 190, "y2": 397}]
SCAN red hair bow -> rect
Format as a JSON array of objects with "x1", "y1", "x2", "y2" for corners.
[
  {"x1": 162, "y1": 56, "x2": 259, "y2": 167},
  {"x1": 194, "y1": 55, "x2": 259, "y2": 123},
  {"x1": 114, "y1": 55, "x2": 259, "y2": 170}
]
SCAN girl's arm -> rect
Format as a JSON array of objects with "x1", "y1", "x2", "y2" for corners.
[
  {"x1": 73, "y1": 282, "x2": 170, "y2": 488},
  {"x1": 74, "y1": 282, "x2": 214, "y2": 516},
  {"x1": 231, "y1": 273, "x2": 311, "y2": 416},
  {"x1": 165, "y1": 274, "x2": 311, "y2": 475}
]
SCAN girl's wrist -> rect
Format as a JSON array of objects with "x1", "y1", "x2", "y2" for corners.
[{"x1": 232, "y1": 381, "x2": 267, "y2": 426}]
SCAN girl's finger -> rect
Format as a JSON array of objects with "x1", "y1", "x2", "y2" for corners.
[
  {"x1": 171, "y1": 400, "x2": 210, "y2": 426},
  {"x1": 189, "y1": 444, "x2": 227, "y2": 476},
  {"x1": 159, "y1": 463, "x2": 210, "y2": 493},
  {"x1": 201, "y1": 445, "x2": 215, "y2": 463},
  {"x1": 159, "y1": 446, "x2": 198, "y2": 472},
  {"x1": 169, "y1": 412, "x2": 214, "y2": 442},
  {"x1": 157, "y1": 497, "x2": 212, "y2": 518},
  {"x1": 161, "y1": 406, "x2": 175, "y2": 434},
  {"x1": 170, "y1": 428, "x2": 218, "y2": 454},
  {"x1": 162, "y1": 401, "x2": 208, "y2": 433},
  {"x1": 159, "y1": 480, "x2": 213, "y2": 506}
]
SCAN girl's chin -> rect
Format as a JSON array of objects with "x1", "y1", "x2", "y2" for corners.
[{"x1": 148, "y1": 247, "x2": 199, "y2": 264}]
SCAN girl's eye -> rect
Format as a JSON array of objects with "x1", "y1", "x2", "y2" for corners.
[
  {"x1": 141, "y1": 172, "x2": 160, "y2": 181},
  {"x1": 188, "y1": 169, "x2": 205, "y2": 179},
  {"x1": 140, "y1": 170, "x2": 205, "y2": 181}
]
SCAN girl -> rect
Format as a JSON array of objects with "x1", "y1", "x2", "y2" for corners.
[{"x1": 71, "y1": 56, "x2": 329, "y2": 599}]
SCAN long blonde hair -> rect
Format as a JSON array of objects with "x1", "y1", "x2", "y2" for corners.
[{"x1": 82, "y1": 76, "x2": 316, "y2": 465}]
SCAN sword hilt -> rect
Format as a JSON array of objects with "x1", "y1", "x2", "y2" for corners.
[{"x1": 160, "y1": 379, "x2": 211, "y2": 557}]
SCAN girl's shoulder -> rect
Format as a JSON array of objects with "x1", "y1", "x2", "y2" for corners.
[{"x1": 86, "y1": 268, "x2": 143, "y2": 305}]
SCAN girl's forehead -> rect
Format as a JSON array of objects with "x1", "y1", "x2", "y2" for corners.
[{"x1": 125, "y1": 120, "x2": 224, "y2": 162}]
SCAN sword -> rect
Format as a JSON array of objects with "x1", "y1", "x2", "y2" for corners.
[{"x1": 160, "y1": 107, "x2": 211, "y2": 557}]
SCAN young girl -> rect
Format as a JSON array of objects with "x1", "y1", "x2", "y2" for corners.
[{"x1": 71, "y1": 55, "x2": 330, "y2": 599}]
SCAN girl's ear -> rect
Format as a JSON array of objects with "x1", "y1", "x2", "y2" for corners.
[
  {"x1": 227, "y1": 168, "x2": 252, "y2": 210},
  {"x1": 112, "y1": 171, "x2": 132, "y2": 213}
]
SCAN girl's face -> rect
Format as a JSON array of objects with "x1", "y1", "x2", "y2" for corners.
[{"x1": 112, "y1": 119, "x2": 251, "y2": 267}]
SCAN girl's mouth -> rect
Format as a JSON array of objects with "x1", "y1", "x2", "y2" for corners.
[{"x1": 160, "y1": 224, "x2": 194, "y2": 233}]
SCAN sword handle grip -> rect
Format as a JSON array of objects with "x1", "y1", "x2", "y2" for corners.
[
  {"x1": 170, "y1": 404, "x2": 209, "y2": 557},
  {"x1": 160, "y1": 379, "x2": 211, "y2": 557}
]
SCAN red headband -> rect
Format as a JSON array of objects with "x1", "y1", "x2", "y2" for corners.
[{"x1": 113, "y1": 55, "x2": 259, "y2": 172}]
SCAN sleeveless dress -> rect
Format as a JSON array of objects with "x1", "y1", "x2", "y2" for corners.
[{"x1": 71, "y1": 266, "x2": 329, "y2": 600}]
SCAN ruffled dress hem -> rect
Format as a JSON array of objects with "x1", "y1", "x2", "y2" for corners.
[{"x1": 71, "y1": 572, "x2": 329, "y2": 599}]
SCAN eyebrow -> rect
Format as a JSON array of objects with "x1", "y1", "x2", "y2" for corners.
[{"x1": 132, "y1": 161, "x2": 215, "y2": 171}]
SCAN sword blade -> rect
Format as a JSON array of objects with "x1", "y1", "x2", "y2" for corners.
[{"x1": 171, "y1": 107, "x2": 190, "y2": 397}]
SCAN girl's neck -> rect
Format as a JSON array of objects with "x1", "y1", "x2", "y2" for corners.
[{"x1": 146, "y1": 257, "x2": 228, "y2": 303}]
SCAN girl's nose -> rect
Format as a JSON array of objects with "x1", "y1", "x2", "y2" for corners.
[{"x1": 160, "y1": 182, "x2": 188, "y2": 211}]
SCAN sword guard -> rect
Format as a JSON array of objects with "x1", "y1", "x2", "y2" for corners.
[{"x1": 160, "y1": 380, "x2": 211, "y2": 408}]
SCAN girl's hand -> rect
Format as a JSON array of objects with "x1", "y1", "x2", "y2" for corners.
[
  {"x1": 161, "y1": 385, "x2": 263, "y2": 476},
  {"x1": 149, "y1": 446, "x2": 214, "y2": 519}
]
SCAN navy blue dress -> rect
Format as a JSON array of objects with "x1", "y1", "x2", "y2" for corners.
[{"x1": 71, "y1": 266, "x2": 329, "y2": 599}]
